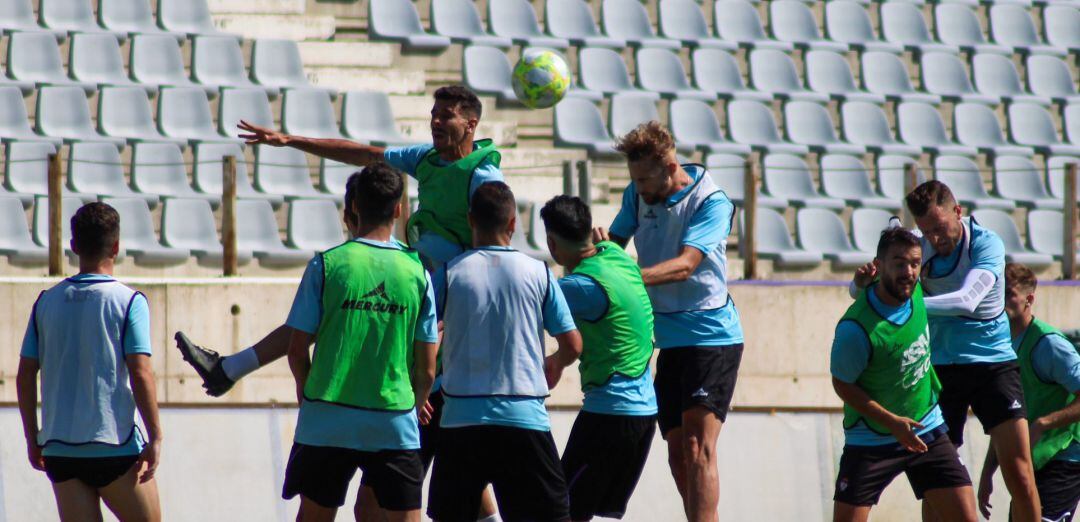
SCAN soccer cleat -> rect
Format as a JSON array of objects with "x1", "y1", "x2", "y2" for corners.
[{"x1": 174, "y1": 332, "x2": 235, "y2": 397}]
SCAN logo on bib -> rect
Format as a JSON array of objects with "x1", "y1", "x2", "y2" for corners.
[{"x1": 342, "y1": 282, "x2": 408, "y2": 315}]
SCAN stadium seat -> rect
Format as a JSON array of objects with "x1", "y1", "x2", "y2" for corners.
[
  {"x1": 877, "y1": 154, "x2": 927, "y2": 202},
  {"x1": 636, "y1": 48, "x2": 717, "y2": 101},
  {"x1": 68, "y1": 142, "x2": 159, "y2": 207},
  {"x1": 2, "y1": 0, "x2": 63, "y2": 36},
  {"x1": 840, "y1": 102, "x2": 922, "y2": 157},
  {"x1": 218, "y1": 88, "x2": 275, "y2": 140},
  {"x1": 860, "y1": 52, "x2": 942, "y2": 104},
  {"x1": 993, "y1": 155, "x2": 1063, "y2": 209},
  {"x1": 431, "y1": 0, "x2": 512, "y2": 47},
  {"x1": 1026, "y1": 56, "x2": 1080, "y2": 105},
  {"x1": 784, "y1": 102, "x2": 866, "y2": 156},
  {"x1": 824, "y1": 1, "x2": 904, "y2": 54},
  {"x1": 578, "y1": 48, "x2": 658, "y2": 99},
  {"x1": 897, "y1": 102, "x2": 979, "y2": 157},
  {"x1": 5, "y1": 142, "x2": 79, "y2": 207},
  {"x1": 554, "y1": 98, "x2": 619, "y2": 155},
  {"x1": 920, "y1": 52, "x2": 1000, "y2": 105},
  {"x1": 162, "y1": 197, "x2": 252, "y2": 266},
  {"x1": 804, "y1": 50, "x2": 886, "y2": 104},
  {"x1": 691, "y1": 49, "x2": 771, "y2": 102},
  {"x1": 972, "y1": 54, "x2": 1049, "y2": 106},
  {"x1": 192, "y1": 142, "x2": 284, "y2": 207},
  {"x1": 369, "y1": 0, "x2": 450, "y2": 50},
  {"x1": 251, "y1": 39, "x2": 325, "y2": 94},
  {"x1": 0, "y1": 74, "x2": 34, "y2": 96},
  {"x1": 40, "y1": 0, "x2": 124, "y2": 38},
  {"x1": 488, "y1": 0, "x2": 569, "y2": 48},
  {"x1": 0, "y1": 195, "x2": 46, "y2": 263},
  {"x1": 1008, "y1": 103, "x2": 1080, "y2": 156},
  {"x1": 31, "y1": 195, "x2": 82, "y2": 251},
  {"x1": 851, "y1": 208, "x2": 897, "y2": 254},
  {"x1": 1067, "y1": 105, "x2": 1080, "y2": 145},
  {"x1": 707, "y1": 153, "x2": 788, "y2": 208},
  {"x1": 254, "y1": 146, "x2": 337, "y2": 202},
  {"x1": 972, "y1": 209, "x2": 1053, "y2": 267},
  {"x1": 511, "y1": 200, "x2": 553, "y2": 261},
  {"x1": 727, "y1": 100, "x2": 810, "y2": 155},
  {"x1": 602, "y1": 0, "x2": 680, "y2": 49},
  {"x1": 527, "y1": 203, "x2": 550, "y2": 259},
  {"x1": 820, "y1": 154, "x2": 901, "y2": 210},
  {"x1": 658, "y1": 0, "x2": 736, "y2": 50},
  {"x1": 98, "y1": 87, "x2": 188, "y2": 146},
  {"x1": 714, "y1": 0, "x2": 794, "y2": 51},
  {"x1": 341, "y1": 91, "x2": 422, "y2": 147},
  {"x1": 763, "y1": 154, "x2": 846, "y2": 209},
  {"x1": 35, "y1": 86, "x2": 126, "y2": 147},
  {"x1": 769, "y1": 0, "x2": 847, "y2": 52},
  {"x1": 953, "y1": 103, "x2": 1036, "y2": 157},
  {"x1": 157, "y1": 0, "x2": 230, "y2": 37},
  {"x1": 236, "y1": 199, "x2": 311, "y2": 267},
  {"x1": 748, "y1": 50, "x2": 830, "y2": 103},
  {"x1": 610, "y1": 94, "x2": 675, "y2": 148},
  {"x1": 988, "y1": 4, "x2": 1067, "y2": 56},
  {"x1": 192, "y1": 36, "x2": 270, "y2": 95},
  {"x1": 934, "y1": 155, "x2": 1017, "y2": 210},
  {"x1": 158, "y1": 87, "x2": 239, "y2": 145},
  {"x1": 670, "y1": 99, "x2": 752, "y2": 155},
  {"x1": 132, "y1": 143, "x2": 220, "y2": 205},
  {"x1": 934, "y1": 4, "x2": 1012, "y2": 55},
  {"x1": 282, "y1": 88, "x2": 344, "y2": 140},
  {"x1": 320, "y1": 158, "x2": 357, "y2": 197},
  {"x1": 100, "y1": 0, "x2": 184, "y2": 39},
  {"x1": 1047, "y1": 156, "x2": 1080, "y2": 201},
  {"x1": 130, "y1": 34, "x2": 215, "y2": 96},
  {"x1": 7, "y1": 31, "x2": 95, "y2": 93},
  {"x1": 545, "y1": 0, "x2": 625, "y2": 49},
  {"x1": 69, "y1": 33, "x2": 145, "y2": 92},
  {"x1": 741, "y1": 207, "x2": 824, "y2": 267},
  {"x1": 1042, "y1": 5, "x2": 1080, "y2": 53},
  {"x1": 881, "y1": 3, "x2": 960, "y2": 54},
  {"x1": 462, "y1": 45, "x2": 518, "y2": 103},
  {"x1": 797, "y1": 208, "x2": 872, "y2": 267},
  {"x1": 288, "y1": 198, "x2": 346, "y2": 252},
  {"x1": 104, "y1": 197, "x2": 189, "y2": 264},
  {"x1": 0, "y1": 87, "x2": 60, "y2": 145},
  {"x1": 1027, "y1": 209, "x2": 1080, "y2": 262}
]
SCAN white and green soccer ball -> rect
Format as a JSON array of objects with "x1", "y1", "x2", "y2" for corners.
[{"x1": 511, "y1": 49, "x2": 571, "y2": 109}]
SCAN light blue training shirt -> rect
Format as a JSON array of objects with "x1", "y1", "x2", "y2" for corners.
[
  {"x1": 831, "y1": 286, "x2": 945, "y2": 447},
  {"x1": 286, "y1": 237, "x2": 439, "y2": 451},
  {"x1": 21, "y1": 273, "x2": 151, "y2": 458},
  {"x1": 609, "y1": 165, "x2": 743, "y2": 349},
  {"x1": 1012, "y1": 328, "x2": 1080, "y2": 462}
]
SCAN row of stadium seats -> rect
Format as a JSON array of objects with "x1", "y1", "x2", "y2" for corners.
[
  {"x1": 0, "y1": 0, "x2": 226, "y2": 39},
  {"x1": 370, "y1": 0, "x2": 1079, "y2": 56}
]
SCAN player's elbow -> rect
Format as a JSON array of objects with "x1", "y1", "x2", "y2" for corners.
[{"x1": 559, "y1": 330, "x2": 584, "y2": 360}]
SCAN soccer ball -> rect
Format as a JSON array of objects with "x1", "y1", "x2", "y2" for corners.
[{"x1": 511, "y1": 49, "x2": 571, "y2": 109}]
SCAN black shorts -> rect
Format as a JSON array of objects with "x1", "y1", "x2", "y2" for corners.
[
  {"x1": 562, "y1": 411, "x2": 656, "y2": 521},
  {"x1": 428, "y1": 425, "x2": 569, "y2": 522},
  {"x1": 282, "y1": 443, "x2": 423, "y2": 511},
  {"x1": 935, "y1": 361, "x2": 1026, "y2": 447},
  {"x1": 417, "y1": 389, "x2": 444, "y2": 474},
  {"x1": 833, "y1": 428, "x2": 972, "y2": 506},
  {"x1": 1033, "y1": 459, "x2": 1080, "y2": 521},
  {"x1": 654, "y1": 344, "x2": 743, "y2": 436},
  {"x1": 43, "y1": 455, "x2": 138, "y2": 488}
]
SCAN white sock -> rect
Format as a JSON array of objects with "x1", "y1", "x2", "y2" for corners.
[
  {"x1": 476, "y1": 516, "x2": 499, "y2": 522},
  {"x1": 221, "y1": 347, "x2": 260, "y2": 381}
]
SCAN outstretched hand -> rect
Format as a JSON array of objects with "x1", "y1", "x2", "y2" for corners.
[
  {"x1": 237, "y1": 120, "x2": 288, "y2": 147},
  {"x1": 888, "y1": 416, "x2": 928, "y2": 453},
  {"x1": 853, "y1": 262, "x2": 877, "y2": 289}
]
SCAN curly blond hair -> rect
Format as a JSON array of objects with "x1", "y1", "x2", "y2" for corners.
[{"x1": 615, "y1": 121, "x2": 675, "y2": 164}]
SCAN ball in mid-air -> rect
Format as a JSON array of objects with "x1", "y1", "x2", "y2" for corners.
[{"x1": 511, "y1": 49, "x2": 571, "y2": 109}]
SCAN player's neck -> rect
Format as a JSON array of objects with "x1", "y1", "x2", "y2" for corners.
[
  {"x1": 872, "y1": 282, "x2": 905, "y2": 308},
  {"x1": 1010, "y1": 312, "x2": 1034, "y2": 339},
  {"x1": 565, "y1": 246, "x2": 597, "y2": 272},
  {"x1": 473, "y1": 230, "x2": 512, "y2": 248},
  {"x1": 77, "y1": 257, "x2": 115, "y2": 277},
  {"x1": 355, "y1": 222, "x2": 394, "y2": 243},
  {"x1": 662, "y1": 165, "x2": 693, "y2": 200},
  {"x1": 438, "y1": 138, "x2": 473, "y2": 163}
]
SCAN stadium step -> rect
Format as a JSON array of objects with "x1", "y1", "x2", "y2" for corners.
[
  {"x1": 296, "y1": 41, "x2": 396, "y2": 68},
  {"x1": 208, "y1": 0, "x2": 305, "y2": 15},
  {"x1": 212, "y1": 14, "x2": 336, "y2": 40}
]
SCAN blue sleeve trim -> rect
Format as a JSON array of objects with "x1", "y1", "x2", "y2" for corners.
[{"x1": 119, "y1": 291, "x2": 142, "y2": 357}]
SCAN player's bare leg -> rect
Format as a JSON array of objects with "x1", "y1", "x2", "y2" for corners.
[
  {"x1": 664, "y1": 426, "x2": 690, "y2": 513},
  {"x1": 664, "y1": 407, "x2": 722, "y2": 522},
  {"x1": 990, "y1": 418, "x2": 1040, "y2": 522},
  {"x1": 479, "y1": 486, "x2": 498, "y2": 519},
  {"x1": 354, "y1": 485, "x2": 385, "y2": 522},
  {"x1": 98, "y1": 464, "x2": 161, "y2": 522},
  {"x1": 298, "y1": 496, "x2": 337, "y2": 522},
  {"x1": 52, "y1": 479, "x2": 104, "y2": 522},
  {"x1": 832, "y1": 502, "x2": 871, "y2": 522},
  {"x1": 922, "y1": 486, "x2": 977, "y2": 522}
]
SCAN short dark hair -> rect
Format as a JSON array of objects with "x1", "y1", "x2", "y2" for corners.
[
  {"x1": 343, "y1": 171, "x2": 361, "y2": 227},
  {"x1": 71, "y1": 202, "x2": 120, "y2": 259},
  {"x1": 469, "y1": 181, "x2": 516, "y2": 234},
  {"x1": 1005, "y1": 262, "x2": 1038, "y2": 294},
  {"x1": 539, "y1": 195, "x2": 591, "y2": 244},
  {"x1": 876, "y1": 227, "x2": 921, "y2": 260},
  {"x1": 434, "y1": 85, "x2": 482, "y2": 119},
  {"x1": 905, "y1": 180, "x2": 957, "y2": 218},
  {"x1": 348, "y1": 162, "x2": 404, "y2": 225}
]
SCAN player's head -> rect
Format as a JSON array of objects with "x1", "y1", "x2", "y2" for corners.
[
  {"x1": 906, "y1": 180, "x2": 963, "y2": 256},
  {"x1": 616, "y1": 121, "x2": 680, "y2": 205},
  {"x1": 342, "y1": 172, "x2": 361, "y2": 237},
  {"x1": 468, "y1": 181, "x2": 517, "y2": 242},
  {"x1": 347, "y1": 162, "x2": 404, "y2": 229},
  {"x1": 1004, "y1": 262, "x2": 1037, "y2": 322},
  {"x1": 431, "y1": 85, "x2": 482, "y2": 153},
  {"x1": 873, "y1": 227, "x2": 922, "y2": 302},
  {"x1": 70, "y1": 202, "x2": 120, "y2": 262},
  {"x1": 539, "y1": 195, "x2": 592, "y2": 267}
]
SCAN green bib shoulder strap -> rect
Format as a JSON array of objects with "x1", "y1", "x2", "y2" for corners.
[{"x1": 407, "y1": 139, "x2": 501, "y2": 250}]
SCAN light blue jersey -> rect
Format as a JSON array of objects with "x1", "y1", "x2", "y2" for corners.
[
  {"x1": 384, "y1": 144, "x2": 504, "y2": 266},
  {"x1": 610, "y1": 165, "x2": 743, "y2": 349},
  {"x1": 1013, "y1": 328, "x2": 1080, "y2": 462},
  {"x1": 286, "y1": 238, "x2": 439, "y2": 451},
  {"x1": 831, "y1": 287, "x2": 945, "y2": 446},
  {"x1": 560, "y1": 274, "x2": 657, "y2": 416}
]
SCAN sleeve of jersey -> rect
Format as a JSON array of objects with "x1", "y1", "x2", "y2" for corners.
[
  {"x1": 543, "y1": 270, "x2": 578, "y2": 336},
  {"x1": 1032, "y1": 335, "x2": 1080, "y2": 394},
  {"x1": 285, "y1": 256, "x2": 325, "y2": 335},
  {"x1": 922, "y1": 268, "x2": 996, "y2": 316},
  {"x1": 432, "y1": 264, "x2": 448, "y2": 319},
  {"x1": 830, "y1": 321, "x2": 871, "y2": 384},
  {"x1": 558, "y1": 275, "x2": 608, "y2": 323},
  {"x1": 19, "y1": 303, "x2": 38, "y2": 359},
  {"x1": 467, "y1": 162, "x2": 506, "y2": 202},
  {"x1": 683, "y1": 193, "x2": 733, "y2": 255},
  {"x1": 414, "y1": 272, "x2": 439, "y2": 344},
  {"x1": 609, "y1": 184, "x2": 639, "y2": 239},
  {"x1": 970, "y1": 229, "x2": 1007, "y2": 274},
  {"x1": 123, "y1": 294, "x2": 152, "y2": 356},
  {"x1": 381, "y1": 145, "x2": 433, "y2": 177}
]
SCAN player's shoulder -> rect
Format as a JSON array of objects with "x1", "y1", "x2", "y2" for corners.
[{"x1": 969, "y1": 219, "x2": 1006, "y2": 258}]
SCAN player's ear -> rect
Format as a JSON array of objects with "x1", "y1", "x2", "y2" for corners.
[
  {"x1": 109, "y1": 239, "x2": 119, "y2": 258},
  {"x1": 507, "y1": 214, "x2": 517, "y2": 236},
  {"x1": 1026, "y1": 292, "x2": 1036, "y2": 308},
  {"x1": 393, "y1": 201, "x2": 402, "y2": 220}
]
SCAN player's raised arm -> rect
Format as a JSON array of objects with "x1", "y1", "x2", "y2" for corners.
[{"x1": 237, "y1": 120, "x2": 385, "y2": 166}]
